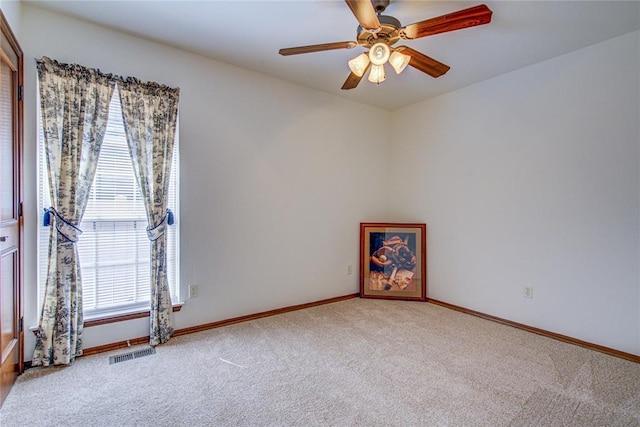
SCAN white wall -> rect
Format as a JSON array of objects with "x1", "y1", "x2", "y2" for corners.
[
  {"x1": 20, "y1": 5, "x2": 390, "y2": 357},
  {"x1": 0, "y1": 0, "x2": 20, "y2": 37},
  {"x1": 389, "y1": 31, "x2": 640, "y2": 355}
]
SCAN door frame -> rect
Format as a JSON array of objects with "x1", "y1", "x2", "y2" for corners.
[{"x1": 0, "y1": 7, "x2": 24, "y2": 381}]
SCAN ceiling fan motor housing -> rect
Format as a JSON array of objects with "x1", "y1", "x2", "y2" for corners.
[{"x1": 357, "y1": 15, "x2": 401, "y2": 47}]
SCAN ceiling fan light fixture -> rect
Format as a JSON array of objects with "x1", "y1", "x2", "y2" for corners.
[
  {"x1": 348, "y1": 53, "x2": 370, "y2": 77},
  {"x1": 389, "y1": 50, "x2": 410, "y2": 74},
  {"x1": 368, "y1": 64, "x2": 386, "y2": 84},
  {"x1": 368, "y1": 42, "x2": 390, "y2": 66}
]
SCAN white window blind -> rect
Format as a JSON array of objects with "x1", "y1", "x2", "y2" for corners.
[{"x1": 38, "y1": 85, "x2": 180, "y2": 319}]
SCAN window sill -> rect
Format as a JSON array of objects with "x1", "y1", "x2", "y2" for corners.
[
  {"x1": 84, "y1": 304, "x2": 183, "y2": 327},
  {"x1": 30, "y1": 304, "x2": 184, "y2": 335}
]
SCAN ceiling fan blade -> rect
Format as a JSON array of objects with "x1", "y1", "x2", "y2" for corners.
[
  {"x1": 400, "y1": 4, "x2": 492, "y2": 40},
  {"x1": 395, "y1": 46, "x2": 450, "y2": 78},
  {"x1": 341, "y1": 63, "x2": 370, "y2": 90},
  {"x1": 279, "y1": 41, "x2": 358, "y2": 56},
  {"x1": 345, "y1": 0, "x2": 381, "y2": 32}
]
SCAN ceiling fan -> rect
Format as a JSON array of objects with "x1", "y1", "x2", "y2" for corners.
[{"x1": 279, "y1": 0, "x2": 492, "y2": 90}]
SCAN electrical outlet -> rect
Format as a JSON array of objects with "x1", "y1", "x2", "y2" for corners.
[
  {"x1": 523, "y1": 286, "x2": 533, "y2": 299},
  {"x1": 347, "y1": 264, "x2": 353, "y2": 275},
  {"x1": 189, "y1": 285, "x2": 199, "y2": 299}
]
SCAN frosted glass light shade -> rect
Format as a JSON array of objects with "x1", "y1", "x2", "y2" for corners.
[
  {"x1": 389, "y1": 51, "x2": 410, "y2": 74},
  {"x1": 368, "y1": 64, "x2": 386, "y2": 84},
  {"x1": 368, "y1": 42, "x2": 390, "y2": 66},
  {"x1": 348, "y1": 53, "x2": 370, "y2": 77}
]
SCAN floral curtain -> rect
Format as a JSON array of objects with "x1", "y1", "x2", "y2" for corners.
[
  {"x1": 33, "y1": 57, "x2": 115, "y2": 366},
  {"x1": 117, "y1": 78, "x2": 179, "y2": 346}
]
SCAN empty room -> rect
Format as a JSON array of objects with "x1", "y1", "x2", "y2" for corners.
[{"x1": 0, "y1": 0, "x2": 638, "y2": 425}]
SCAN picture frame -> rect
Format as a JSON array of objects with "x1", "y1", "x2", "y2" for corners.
[{"x1": 360, "y1": 222, "x2": 427, "y2": 301}]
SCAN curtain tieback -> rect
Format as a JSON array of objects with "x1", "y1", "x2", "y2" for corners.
[
  {"x1": 146, "y1": 209, "x2": 175, "y2": 241},
  {"x1": 42, "y1": 207, "x2": 83, "y2": 243}
]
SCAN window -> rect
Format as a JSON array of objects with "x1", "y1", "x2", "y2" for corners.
[{"x1": 38, "y1": 86, "x2": 180, "y2": 319}]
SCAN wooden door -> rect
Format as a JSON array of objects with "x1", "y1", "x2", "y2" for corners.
[{"x1": 0, "y1": 10, "x2": 23, "y2": 407}]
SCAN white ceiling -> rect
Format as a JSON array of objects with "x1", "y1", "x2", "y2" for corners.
[{"x1": 25, "y1": 0, "x2": 640, "y2": 111}]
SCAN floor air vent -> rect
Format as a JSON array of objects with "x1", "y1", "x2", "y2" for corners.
[{"x1": 109, "y1": 347, "x2": 156, "y2": 365}]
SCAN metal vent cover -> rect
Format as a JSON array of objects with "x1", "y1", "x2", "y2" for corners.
[{"x1": 109, "y1": 347, "x2": 156, "y2": 365}]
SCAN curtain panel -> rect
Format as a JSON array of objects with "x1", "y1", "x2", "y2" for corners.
[
  {"x1": 33, "y1": 57, "x2": 115, "y2": 366},
  {"x1": 118, "y1": 78, "x2": 179, "y2": 346}
]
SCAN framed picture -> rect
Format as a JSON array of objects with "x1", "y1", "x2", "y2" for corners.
[{"x1": 360, "y1": 222, "x2": 427, "y2": 301}]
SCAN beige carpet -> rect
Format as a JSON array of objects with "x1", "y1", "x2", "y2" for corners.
[{"x1": 1, "y1": 299, "x2": 638, "y2": 426}]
